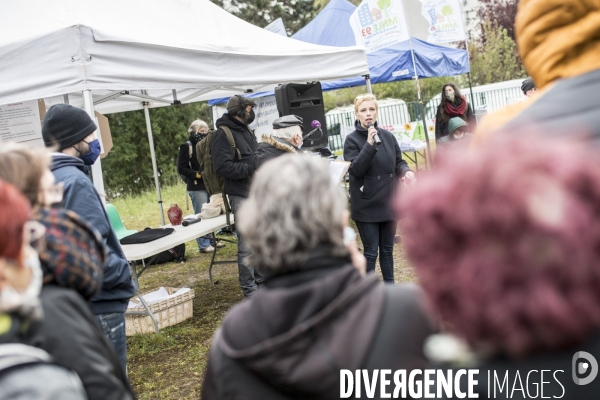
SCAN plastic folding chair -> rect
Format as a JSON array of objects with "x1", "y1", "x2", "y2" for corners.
[{"x1": 106, "y1": 204, "x2": 137, "y2": 240}]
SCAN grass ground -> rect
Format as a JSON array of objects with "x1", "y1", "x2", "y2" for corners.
[{"x1": 112, "y1": 183, "x2": 417, "y2": 399}]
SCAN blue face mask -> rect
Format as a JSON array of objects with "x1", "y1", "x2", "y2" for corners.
[{"x1": 81, "y1": 139, "x2": 101, "y2": 165}]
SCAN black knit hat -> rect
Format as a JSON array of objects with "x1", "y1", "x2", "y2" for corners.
[
  {"x1": 226, "y1": 95, "x2": 257, "y2": 114},
  {"x1": 521, "y1": 77, "x2": 536, "y2": 94},
  {"x1": 42, "y1": 104, "x2": 97, "y2": 151}
]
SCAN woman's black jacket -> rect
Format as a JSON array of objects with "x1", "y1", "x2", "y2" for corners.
[
  {"x1": 177, "y1": 140, "x2": 207, "y2": 192},
  {"x1": 343, "y1": 121, "x2": 411, "y2": 223},
  {"x1": 7, "y1": 285, "x2": 135, "y2": 400}
]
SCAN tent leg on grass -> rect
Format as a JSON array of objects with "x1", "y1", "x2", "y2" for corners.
[
  {"x1": 143, "y1": 102, "x2": 166, "y2": 226},
  {"x1": 83, "y1": 90, "x2": 107, "y2": 204}
]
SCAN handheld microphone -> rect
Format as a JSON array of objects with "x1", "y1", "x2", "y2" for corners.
[
  {"x1": 182, "y1": 217, "x2": 201, "y2": 227},
  {"x1": 303, "y1": 120, "x2": 324, "y2": 141},
  {"x1": 367, "y1": 123, "x2": 382, "y2": 145}
]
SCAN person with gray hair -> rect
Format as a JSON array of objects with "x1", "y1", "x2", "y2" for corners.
[
  {"x1": 177, "y1": 119, "x2": 218, "y2": 252},
  {"x1": 202, "y1": 154, "x2": 436, "y2": 400},
  {"x1": 255, "y1": 115, "x2": 304, "y2": 169}
]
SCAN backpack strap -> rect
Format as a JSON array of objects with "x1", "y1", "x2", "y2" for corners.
[
  {"x1": 221, "y1": 126, "x2": 242, "y2": 161},
  {"x1": 0, "y1": 344, "x2": 52, "y2": 374}
]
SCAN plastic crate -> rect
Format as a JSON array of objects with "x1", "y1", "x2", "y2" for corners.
[{"x1": 125, "y1": 287, "x2": 195, "y2": 336}]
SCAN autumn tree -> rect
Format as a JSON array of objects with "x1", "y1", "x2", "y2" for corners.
[
  {"x1": 468, "y1": 21, "x2": 526, "y2": 85},
  {"x1": 476, "y1": 0, "x2": 519, "y2": 43}
]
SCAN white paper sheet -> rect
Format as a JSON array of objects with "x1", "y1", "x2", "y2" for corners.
[{"x1": 329, "y1": 161, "x2": 351, "y2": 184}]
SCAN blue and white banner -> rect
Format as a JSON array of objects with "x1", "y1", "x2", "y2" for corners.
[
  {"x1": 350, "y1": 0, "x2": 410, "y2": 53},
  {"x1": 420, "y1": 0, "x2": 466, "y2": 43}
]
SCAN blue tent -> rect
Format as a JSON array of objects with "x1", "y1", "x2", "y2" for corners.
[
  {"x1": 209, "y1": 0, "x2": 469, "y2": 104},
  {"x1": 294, "y1": 0, "x2": 470, "y2": 89}
]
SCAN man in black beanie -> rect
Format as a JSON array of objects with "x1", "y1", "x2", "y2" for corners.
[
  {"x1": 42, "y1": 104, "x2": 135, "y2": 369},
  {"x1": 211, "y1": 95, "x2": 262, "y2": 297}
]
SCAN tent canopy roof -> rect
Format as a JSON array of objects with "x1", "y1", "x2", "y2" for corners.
[
  {"x1": 209, "y1": 0, "x2": 469, "y2": 105},
  {"x1": 0, "y1": 0, "x2": 368, "y2": 110}
]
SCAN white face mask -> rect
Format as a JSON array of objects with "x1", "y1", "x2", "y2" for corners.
[
  {"x1": 445, "y1": 90, "x2": 455, "y2": 102},
  {"x1": 0, "y1": 247, "x2": 43, "y2": 319}
]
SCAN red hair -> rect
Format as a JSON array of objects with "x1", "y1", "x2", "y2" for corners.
[
  {"x1": 398, "y1": 134, "x2": 600, "y2": 358},
  {"x1": 0, "y1": 179, "x2": 31, "y2": 261}
]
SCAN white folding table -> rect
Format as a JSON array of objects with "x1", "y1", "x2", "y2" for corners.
[{"x1": 121, "y1": 214, "x2": 235, "y2": 332}]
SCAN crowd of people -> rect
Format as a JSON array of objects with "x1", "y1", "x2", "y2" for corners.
[{"x1": 1, "y1": 0, "x2": 599, "y2": 398}]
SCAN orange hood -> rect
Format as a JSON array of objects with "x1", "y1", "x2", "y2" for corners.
[{"x1": 516, "y1": 0, "x2": 600, "y2": 89}]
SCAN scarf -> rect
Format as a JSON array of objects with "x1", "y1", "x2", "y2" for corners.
[
  {"x1": 444, "y1": 95, "x2": 468, "y2": 117},
  {"x1": 31, "y1": 209, "x2": 105, "y2": 300}
]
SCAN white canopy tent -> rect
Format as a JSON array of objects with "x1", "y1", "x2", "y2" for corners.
[{"x1": 0, "y1": 0, "x2": 368, "y2": 223}]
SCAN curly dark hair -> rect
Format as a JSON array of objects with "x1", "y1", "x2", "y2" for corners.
[
  {"x1": 398, "y1": 133, "x2": 600, "y2": 358},
  {"x1": 437, "y1": 82, "x2": 464, "y2": 125}
]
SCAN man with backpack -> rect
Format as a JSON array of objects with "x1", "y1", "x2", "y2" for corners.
[
  {"x1": 178, "y1": 120, "x2": 218, "y2": 253},
  {"x1": 210, "y1": 95, "x2": 262, "y2": 297}
]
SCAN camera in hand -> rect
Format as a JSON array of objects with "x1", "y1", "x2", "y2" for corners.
[{"x1": 367, "y1": 123, "x2": 382, "y2": 145}]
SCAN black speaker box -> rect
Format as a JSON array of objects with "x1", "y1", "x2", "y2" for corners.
[{"x1": 274, "y1": 82, "x2": 328, "y2": 150}]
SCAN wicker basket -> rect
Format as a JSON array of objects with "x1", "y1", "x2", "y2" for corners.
[{"x1": 125, "y1": 287, "x2": 195, "y2": 336}]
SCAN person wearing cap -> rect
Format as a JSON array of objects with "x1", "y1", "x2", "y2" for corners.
[
  {"x1": 255, "y1": 115, "x2": 304, "y2": 170},
  {"x1": 210, "y1": 95, "x2": 262, "y2": 297},
  {"x1": 521, "y1": 77, "x2": 537, "y2": 98},
  {"x1": 41, "y1": 104, "x2": 135, "y2": 369},
  {"x1": 436, "y1": 117, "x2": 472, "y2": 150}
]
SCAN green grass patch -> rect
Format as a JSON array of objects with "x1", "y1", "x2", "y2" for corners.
[{"x1": 114, "y1": 183, "x2": 416, "y2": 399}]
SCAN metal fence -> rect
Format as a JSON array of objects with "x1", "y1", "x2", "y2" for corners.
[
  {"x1": 326, "y1": 101, "x2": 429, "y2": 152},
  {"x1": 326, "y1": 82, "x2": 524, "y2": 152}
]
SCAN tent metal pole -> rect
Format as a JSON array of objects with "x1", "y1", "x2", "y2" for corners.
[
  {"x1": 143, "y1": 102, "x2": 166, "y2": 226},
  {"x1": 363, "y1": 74, "x2": 372, "y2": 93},
  {"x1": 408, "y1": 38, "x2": 432, "y2": 162},
  {"x1": 458, "y1": 0, "x2": 476, "y2": 107},
  {"x1": 82, "y1": 90, "x2": 107, "y2": 204}
]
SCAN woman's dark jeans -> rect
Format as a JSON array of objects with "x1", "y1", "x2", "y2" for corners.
[{"x1": 355, "y1": 220, "x2": 396, "y2": 283}]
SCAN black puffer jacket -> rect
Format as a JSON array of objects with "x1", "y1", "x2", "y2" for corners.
[
  {"x1": 202, "y1": 252, "x2": 435, "y2": 400},
  {"x1": 18, "y1": 285, "x2": 134, "y2": 400},
  {"x1": 343, "y1": 121, "x2": 411, "y2": 222},
  {"x1": 255, "y1": 134, "x2": 299, "y2": 170},
  {"x1": 211, "y1": 114, "x2": 258, "y2": 197},
  {"x1": 177, "y1": 139, "x2": 206, "y2": 191}
]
